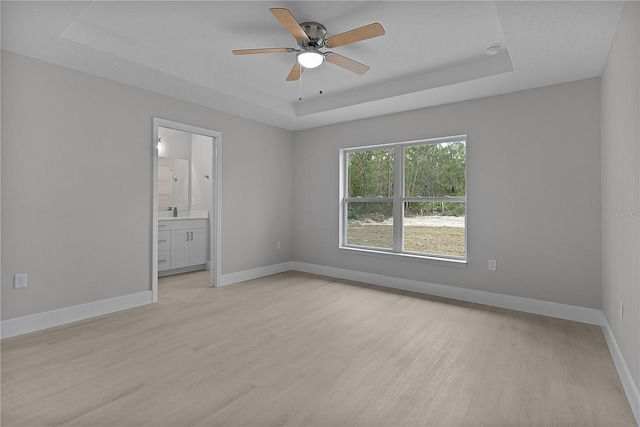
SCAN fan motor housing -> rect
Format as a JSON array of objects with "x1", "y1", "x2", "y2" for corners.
[{"x1": 298, "y1": 22, "x2": 327, "y2": 48}]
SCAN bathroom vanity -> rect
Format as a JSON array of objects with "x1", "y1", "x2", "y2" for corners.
[
  {"x1": 156, "y1": 127, "x2": 213, "y2": 278},
  {"x1": 158, "y1": 211, "x2": 209, "y2": 277}
]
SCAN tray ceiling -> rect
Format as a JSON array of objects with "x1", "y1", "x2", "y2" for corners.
[{"x1": 1, "y1": 1, "x2": 624, "y2": 130}]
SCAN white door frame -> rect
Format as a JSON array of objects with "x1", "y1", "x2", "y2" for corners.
[{"x1": 152, "y1": 118, "x2": 222, "y2": 302}]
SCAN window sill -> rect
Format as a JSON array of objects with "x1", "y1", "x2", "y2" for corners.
[{"x1": 339, "y1": 246, "x2": 467, "y2": 268}]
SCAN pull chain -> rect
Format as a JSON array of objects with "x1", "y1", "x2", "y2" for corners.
[{"x1": 298, "y1": 63, "x2": 303, "y2": 101}]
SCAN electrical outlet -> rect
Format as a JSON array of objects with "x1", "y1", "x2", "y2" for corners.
[
  {"x1": 276, "y1": 241, "x2": 281, "y2": 250},
  {"x1": 14, "y1": 273, "x2": 27, "y2": 289},
  {"x1": 488, "y1": 260, "x2": 497, "y2": 271}
]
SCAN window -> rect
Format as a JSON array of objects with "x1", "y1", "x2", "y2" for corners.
[{"x1": 340, "y1": 136, "x2": 466, "y2": 262}]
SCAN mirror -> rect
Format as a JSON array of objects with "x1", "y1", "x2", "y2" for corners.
[
  {"x1": 157, "y1": 126, "x2": 213, "y2": 215},
  {"x1": 158, "y1": 158, "x2": 189, "y2": 212}
]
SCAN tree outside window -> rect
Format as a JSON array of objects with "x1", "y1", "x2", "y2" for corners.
[{"x1": 342, "y1": 136, "x2": 466, "y2": 260}]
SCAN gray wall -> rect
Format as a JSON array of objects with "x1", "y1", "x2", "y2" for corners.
[
  {"x1": 601, "y1": 1, "x2": 640, "y2": 394},
  {"x1": 293, "y1": 78, "x2": 602, "y2": 309},
  {"x1": 1, "y1": 51, "x2": 293, "y2": 320}
]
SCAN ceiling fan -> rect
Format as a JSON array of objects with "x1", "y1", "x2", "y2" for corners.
[{"x1": 232, "y1": 8, "x2": 385, "y2": 81}]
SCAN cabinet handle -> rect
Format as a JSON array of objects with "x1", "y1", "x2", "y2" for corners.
[
  {"x1": 186, "y1": 232, "x2": 189, "y2": 241},
  {"x1": 190, "y1": 231, "x2": 193, "y2": 241},
  {"x1": 158, "y1": 239, "x2": 167, "y2": 242}
]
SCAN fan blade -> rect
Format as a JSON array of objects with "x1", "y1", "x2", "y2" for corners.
[
  {"x1": 325, "y1": 52, "x2": 370, "y2": 75},
  {"x1": 286, "y1": 62, "x2": 305, "y2": 81},
  {"x1": 270, "y1": 8, "x2": 310, "y2": 42},
  {"x1": 324, "y1": 23, "x2": 385, "y2": 48},
  {"x1": 232, "y1": 48, "x2": 294, "y2": 55}
]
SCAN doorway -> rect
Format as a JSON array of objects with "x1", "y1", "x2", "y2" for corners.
[{"x1": 152, "y1": 118, "x2": 222, "y2": 302}]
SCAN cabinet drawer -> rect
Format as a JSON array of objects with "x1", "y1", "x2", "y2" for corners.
[
  {"x1": 170, "y1": 219, "x2": 208, "y2": 230},
  {"x1": 158, "y1": 221, "x2": 171, "y2": 231},
  {"x1": 158, "y1": 231, "x2": 171, "y2": 251},
  {"x1": 158, "y1": 250, "x2": 171, "y2": 271}
]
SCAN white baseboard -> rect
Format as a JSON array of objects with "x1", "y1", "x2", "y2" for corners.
[
  {"x1": 291, "y1": 262, "x2": 605, "y2": 326},
  {"x1": 219, "y1": 262, "x2": 293, "y2": 287},
  {"x1": 2, "y1": 260, "x2": 295, "y2": 338},
  {"x1": 158, "y1": 264, "x2": 207, "y2": 277},
  {"x1": 601, "y1": 320, "x2": 640, "y2": 425},
  {"x1": 1, "y1": 291, "x2": 153, "y2": 339}
]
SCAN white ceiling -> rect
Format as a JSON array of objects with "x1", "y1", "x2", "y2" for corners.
[{"x1": 1, "y1": 1, "x2": 624, "y2": 131}]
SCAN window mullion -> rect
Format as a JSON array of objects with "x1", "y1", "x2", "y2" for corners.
[
  {"x1": 340, "y1": 151, "x2": 347, "y2": 247},
  {"x1": 393, "y1": 145, "x2": 403, "y2": 252}
]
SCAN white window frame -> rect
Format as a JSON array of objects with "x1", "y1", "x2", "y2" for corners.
[{"x1": 339, "y1": 135, "x2": 467, "y2": 266}]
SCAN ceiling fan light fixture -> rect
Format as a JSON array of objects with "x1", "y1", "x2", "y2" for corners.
[
  {"x1": 297, "y1": 50, "x2": 324, "y2": 68},
  {"x1": 232, "y1": 8, "x2": 385, "y2": 81}
]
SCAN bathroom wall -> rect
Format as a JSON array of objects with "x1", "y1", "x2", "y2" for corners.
[{"x1": 191, "y1": 134, "x2": 213, "y2": 211}]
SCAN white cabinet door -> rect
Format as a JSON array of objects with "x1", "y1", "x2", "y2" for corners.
[
  {"x1": 189, "y1": 228, "x2": 208, "y2": 265},
  {"x1": 170, "y1": 229, "x2": 190, "y2": 269}
]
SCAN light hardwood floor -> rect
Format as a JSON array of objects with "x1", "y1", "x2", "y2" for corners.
[{"x1": 1, "y1": 271, "x2": 636, "y2": 426}]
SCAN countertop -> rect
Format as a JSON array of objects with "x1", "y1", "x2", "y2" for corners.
[{"x1": 158, "y1": 210, "x2": 209, "y2": 221}]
